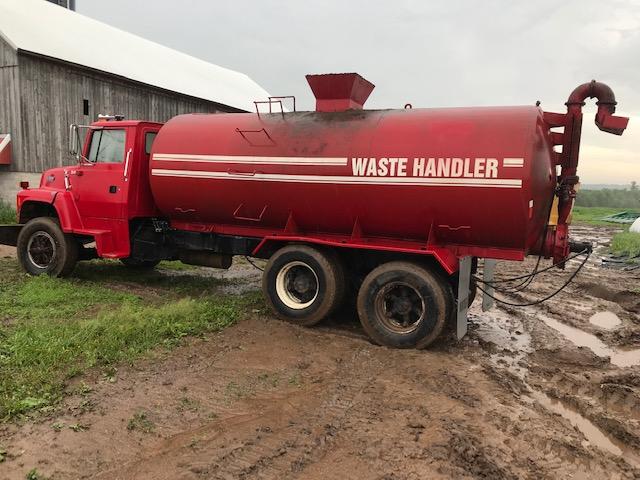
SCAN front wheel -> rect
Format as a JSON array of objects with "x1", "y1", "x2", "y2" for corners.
[
  {"x1": 357, "y1": 261, "x2": 451, "y2": 349},
  {"x1": 17, "y1": 217, "x2": 78, "y2": 277},
  {"x1": 262, "y1": 245, "x2": 345, "y2": 326}
]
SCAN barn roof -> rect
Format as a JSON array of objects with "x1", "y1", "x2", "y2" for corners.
[{"x1": 0, "y1": 0, "x2": 270, "y2": 112}]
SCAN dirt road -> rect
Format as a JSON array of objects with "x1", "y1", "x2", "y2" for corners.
[{"x1": 1, "y1": 225, "x2": 639, "y2": 479}]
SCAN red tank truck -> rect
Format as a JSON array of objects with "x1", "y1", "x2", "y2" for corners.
[{"x1": 0, "y1": 74, "x2": 629, "y2": 348}]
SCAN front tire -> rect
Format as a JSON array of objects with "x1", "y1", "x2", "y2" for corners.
[
  {"x1": 262, "y1": 245, "x2": 345, "y2": 326},
  {"x1": 17, "y1": 217, "x2": 78, "y2": 277},
  {"x1": 357, "y1": 261, "x2": 451, "y2": 349}
]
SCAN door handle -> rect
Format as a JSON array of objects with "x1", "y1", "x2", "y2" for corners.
[{"x1": 124, "y1": 148, "x2": 132, "y2": 181}]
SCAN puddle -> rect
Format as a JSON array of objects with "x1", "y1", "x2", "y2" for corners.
[
  {"x1": 538, "y1": 314, "x2": 640, "y2": 367},
  {"x1": 526, "y1": 390, "x2": 623, "y2": 456},
  {"x1": 589, "y1": 311, "x2": 622, "y2": 330},
  {"x1": 471, "y1": 306, "x2": 532, "y2": 380},
  {"x1": 475, "y1": 305, "x2": 640, "y2": 467}
]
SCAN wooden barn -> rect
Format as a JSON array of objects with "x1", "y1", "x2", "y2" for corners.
[{"x1": 0, "y1": 0, "x2": 269, "y2": 203}]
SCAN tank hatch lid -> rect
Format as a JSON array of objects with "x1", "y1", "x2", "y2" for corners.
[{"x1": 305, "y1": 73, "x2": 375, "y2": 112}]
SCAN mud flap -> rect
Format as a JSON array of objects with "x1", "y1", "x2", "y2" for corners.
[
  {"x1": 456, "y1": 256, "x2": 472, "y2": 339},
  {"x1": 0, "y1": 224, "x2": 22, "y2": 247},
  {"x1": 482, "y1": 259, "x2": 496, "y2": 312}
]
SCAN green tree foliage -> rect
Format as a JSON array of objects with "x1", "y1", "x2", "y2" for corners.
[{"x1": 575, "y1": 183, "x2": 640, "y2": 208}]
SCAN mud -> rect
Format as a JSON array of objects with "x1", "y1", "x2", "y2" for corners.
[
  {"x1": 1, "y1": 225, "x2": 640, "y2": 479},
  {"x1": 590, "y1": 311, "x2": 622, "y2": 330}
]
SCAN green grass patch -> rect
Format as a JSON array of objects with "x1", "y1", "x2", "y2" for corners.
[
  {"x1": 72, "y1": 260, "x2": 222, "y2": 296},
  {"x1": 157, "y1": 261, "x2": 196, "y2": 271},
  {"x1": 0, "y1": 274, "x2": 138, "y2": 322},
  {"x1": 0, "y1": 200, "x2": 16, "y2": 224},
  {"x1": 0, "y1": 258, "x2": 258, "y2": 419},
  {"x1": 571, "y1": 206, "x2": 640, "y2": 226},
  {"x1": 127, "y1": 411, "x2": 155, "y2": 433},
  {"x1": 611, "y1": 231, "x2": 640, "y2": 258}
]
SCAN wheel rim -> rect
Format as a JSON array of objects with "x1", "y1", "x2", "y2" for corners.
[
  {"x1": 27, "y1": 231, "x2": 57, "y2": 269},
  {"x1": 275, "y1": 261, "x2": 319, "y2": 310},
  {"x1": 375, "y1": 282, "x2": 425, "y2": 334}
]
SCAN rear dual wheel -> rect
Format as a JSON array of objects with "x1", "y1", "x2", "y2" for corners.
[
  {"x1": 262, "y1": 245, "x2": 345, "y2": 326},
  {"x1": 263, "y1": 245, "x2": 452, "y2": 349},
  {"x1": 357, "y1": 261, "x2": 452, "y2": 349}
]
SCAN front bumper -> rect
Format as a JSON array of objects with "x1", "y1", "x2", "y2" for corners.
[{"x1": 0, "y1": 224, "x2": 23, "y2": 247}]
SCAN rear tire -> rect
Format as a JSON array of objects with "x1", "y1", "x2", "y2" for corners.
[
  {"x1": 262, "y1": 245, "x2": 345, "y2": 326},
  {"x1": 357, "y1": 261, "x2": 450, "y2": 349},
  {"x1": 17, "y1": 217, "x2": 78, "y2": 277},
  {"x1": 120, "y1": 257, "x2": 160, "y2": 270}
]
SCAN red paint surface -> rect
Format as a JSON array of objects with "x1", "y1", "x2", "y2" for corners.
[
  {"x1": 149, "y1": 106, "x2": 555, "y2": 266},
  {"x1": 0, "y1": 134, "x2": 12, "y2": 165},
  {"x1": 12, "y1": 76, "x2": 627, "y2": 273}
]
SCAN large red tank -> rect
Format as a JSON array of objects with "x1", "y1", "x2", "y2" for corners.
[{"x1": 148, "y1": 74, "x2": 628, "y2": 266}]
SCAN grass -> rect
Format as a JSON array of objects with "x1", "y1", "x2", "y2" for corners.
[
  {"x1": 611, "y1": 231, "x2": 640, "y2": 258},
  {"x1": 72, "y1": 260, "x2": 222, "y2": 296},
  {"x1": 571, "y1": 206, "x2": 640, "y2": 226},
  {"x1": 157, "y1": 261, "x2": 196, "y2": 271},
  {"x1": 127, "y1": 411, "x2": 155, "y2": 433},
  {"x1": 0, "y1": 257, "x2": 262, "y2": 419},
  {"x1": 26, "y1": 469, "x2": 47, "y2": 480},
  {"x1": 0, "y1": 200, "x2": 16, "y2": 224}
]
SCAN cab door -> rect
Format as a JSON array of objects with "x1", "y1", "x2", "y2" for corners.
[{"x1": 70, "y1": 126, "x2": 131, "y2": 223}]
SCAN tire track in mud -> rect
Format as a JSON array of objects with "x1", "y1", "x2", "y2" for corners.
[
  {"x1": 471, "y1": 264, "x2": 640, "y2": 477},
  {"x1": 201, "y1": 347, "x2": 382, "y2": 479},
  {"x1": 95, "y1": 346, "x2": 381, "y2": 480}
]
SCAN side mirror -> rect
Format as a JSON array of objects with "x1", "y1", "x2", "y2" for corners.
[{"x1": 69, "y1": 124, "x2": 80, "y2": 158}]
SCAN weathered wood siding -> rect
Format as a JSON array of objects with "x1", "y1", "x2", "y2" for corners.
[
  {"x1": 13, "y1": 52, "x2": 237, "y2": 173},
  {"x1": 0, "y1": 36, "x2": 22, "y2": 175}
]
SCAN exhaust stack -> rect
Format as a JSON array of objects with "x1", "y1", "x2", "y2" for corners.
[{"x1": 305, "y1": 73, "x2": 375, "y2": 112}]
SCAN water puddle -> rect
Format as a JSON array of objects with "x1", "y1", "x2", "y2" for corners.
[
  {"x1": 471, "y1": 306, "x2": 532, "y2": 380},
  {"x1": 474, "y1": 306, "x2": 640, "y2": 466},
  {"x1": 538, "y1": 314, "x2": 640, "y2": 368},
  {"x1": 526, "y1": 390, "x2": 623, "y2": 456},
  {"x1": 589, "y1": 311, "x2": 622, "y2": 330}
]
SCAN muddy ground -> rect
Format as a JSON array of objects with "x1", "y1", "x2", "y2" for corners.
[{"x1": 1, "y1": 224, "x2": 640, "y2": 479}]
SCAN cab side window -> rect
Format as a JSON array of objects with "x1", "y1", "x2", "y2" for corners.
[
  {"x1": 145, "y1": 132, "x2": 157, "y2": 155},
  {"x1": 88, "y1": 129, "x2": 126, "y2": 163}
]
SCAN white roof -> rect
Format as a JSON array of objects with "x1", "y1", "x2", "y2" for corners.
[{"x1": 0, "y1": 0, "x2": 269, "y2": 111}]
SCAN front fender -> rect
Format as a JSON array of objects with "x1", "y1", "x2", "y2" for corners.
[
  {"x1": 17, "y1": 189, "x2": 83, "y2": 232},
  {"x1": 53, "y1": 191, "x2": 84, "y2": 232},
  {"x1": 17, "y1": 188, "x2": 57, "y2": 212}
]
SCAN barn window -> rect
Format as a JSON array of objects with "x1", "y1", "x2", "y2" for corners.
[{"x1": 83, "y1": 99, "x2": 90, "y2": 116}]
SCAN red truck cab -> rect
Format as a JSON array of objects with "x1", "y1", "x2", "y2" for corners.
[{"x1": 10, "y1": 119, "x2": 162, "y2": 271}]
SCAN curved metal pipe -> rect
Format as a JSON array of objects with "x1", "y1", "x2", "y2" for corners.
[
  {"x1": 566, "y1": 80, "x2": 628, "y2": 135},
  {"x1": 542, "y1": 81, "x2": 628, "y2": 263}
]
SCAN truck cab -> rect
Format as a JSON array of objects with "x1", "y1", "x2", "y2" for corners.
[{"x1": 2, "y1": 118, "x2": 162, "y2": 276}]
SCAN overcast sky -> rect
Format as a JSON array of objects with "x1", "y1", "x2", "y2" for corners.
[{"x1": 77, "y1": 0, "x2": 639, "y2": 184}]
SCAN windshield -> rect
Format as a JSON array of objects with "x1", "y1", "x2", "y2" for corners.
[{"x1": 87, "y1": 129, "x2": 126, "y2": 163}]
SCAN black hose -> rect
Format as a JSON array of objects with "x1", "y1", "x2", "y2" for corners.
[
  {"x1": 473, "y1": 249, "x2": 589, "y2": 285},
  {"x1": 476, "y1": 195, "x2": 555, "y2": 291},
  {"x1": 475, "y1": 250, "x2": 590, "y2": 307},
  {"x1": 245, "y1": 256, "x2": 264, "y2": 272},
  {"x1": 491, "y1": 255, "x2": 542, "y2": 293}
]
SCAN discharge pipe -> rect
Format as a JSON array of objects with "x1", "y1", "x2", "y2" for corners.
[{"x1": 544, "y1": 81, "x2": 629, "y2": 264}]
